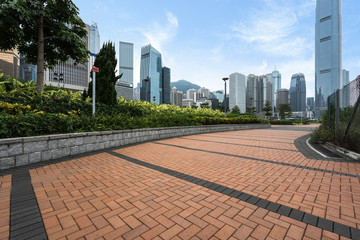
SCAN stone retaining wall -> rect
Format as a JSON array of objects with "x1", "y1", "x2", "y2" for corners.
[{"x1": 0, "y1": 124, "x2": 270, "y2": 170}]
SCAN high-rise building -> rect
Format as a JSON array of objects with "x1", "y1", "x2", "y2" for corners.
[
  {"x1": 140, "y1": 44, "x2": 163, "y2": 104},
  {"x1": 90, "y1": 23, "x2": 100, "y2": 54},
  {"x1": 342, "y1": 69, "x2": 349, "y2": 87},
  {"x1": 229, "y1": 73, "x2": 246, "y2": 113},
  {"x1": 171, "y1": 86, "x2": 183, "y2": 107},
  {"x1": 307, "y1": 97, "x2": 315, "y2": 111},
  {"x1": 162, "y1": 67, "x2": 171, "y2": 104},
  {"x1": 44, "y1": 24, "x2": 91, "y2": 91},
  {"x1": 214, "y1": 90, "x2": 224, "y2": 103},
  {"x1": 0, "y1": 49, "x2": 20, "y2": 78},
  {"x1": 276, "y1": 89, "x2": 289, "y2": 108},
  {"x1": 290, "y1": 73, "x2": 306, "y2": 112},
  {"x1": 116, "y1": 41, "x2": 134, "y2": 100},
  {"x1": 186, "y1": 88, "x2": 197, "y2": 102},
  {"x1": 258, "y1": 74, "x2": 273, "y2": 113},
  {"x1": 315, "y1": 0, "x2": 342, "y2": 118},
  {"x1": 20, "y1": 56, "x2": 36, "y2": 82},
  {"x1": 246, "y1": 74, "x2": 258, "y2": 112},
  {"x1": 198, "y1": 87, "x2": 210, "y2": 99},
  {"x1": 272, "y1": 70, "x2": 281, "y2": 112}
]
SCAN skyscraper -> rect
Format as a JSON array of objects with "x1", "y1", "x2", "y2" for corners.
[
  {"x1": 186, "y1": 88, "x2": 197, "y2": 102},
  {"x1": 290, "y1": 73, "x2": 306, "y2": 112},
  {"x1": 229, "y1": 73, "x2": 246, "y2": 113},
  {"x1": 162, "y1": 67, "x2": 171, "y2": 104},
  {"x1": 90, "y1": 23, "x2": 100, "y2": 54},
  {"x1": 140, "y1": 44, "x2": 163, "y2": 104},
  {"x1": 258, "y1": 74, "x2": 273, "y2": 113},
  {"x1": 246, "y1": 74, "x2": 258, "y2": 112},
  {"x1": 315, "y1": 0, "x2": 342, "y2": 118},
  {"x1": 116, "y1": 41, "x2": 134, "y2": 100},
  {"x1": 342, "y1": 69, "x2": 349, "y2": 87},
  {"x1": 276, "y1": 89, "x2": 289, "y2": 108},
  {"x1": 307, "y1": 97, "x2": 315, "y2": 111},
  {"x1": 272, "y1": 70, "x2": 281, "y2": 113},
  {"x1": 171, "y1": 86, "x2": 183, "y2": 107}
]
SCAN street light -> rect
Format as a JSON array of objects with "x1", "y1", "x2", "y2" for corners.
[
  {"x1": 153, "y1": 96, "x2": 156, "y2": 104},
  {"x1": 222, "y1": 77, "x2": 229, "y2": 117},
  {"x1": 54, "y1": 72, "x2": 64, "y2": 87}
]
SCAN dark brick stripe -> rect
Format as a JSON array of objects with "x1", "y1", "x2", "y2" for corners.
[
  {"x1": 202, "y1": 135, "x2": 294, "y2": 144},
  {"x1": 10, "y1": 170, "x2": 47, "y2": 239},
  {"x1": 108, "y1": 151, "x2": 360, "y2": 239},
  {"x1": 153, "y1": 142, "x2": 360, "y2": 178},
  {"x1": 181, "y1": 137, "x2": 298, "y2": 152}
]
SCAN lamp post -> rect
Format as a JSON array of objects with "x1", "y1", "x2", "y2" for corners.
[
  {"x1": 153, "y1": 96, "x2": 156, "y2": 104},
  {"x1": 222, "y1": 77, "x2": 229, "y2": 117},
  {"x1": 144, "y1": 77, "x2": 150, "y2": 102},
  {"x1": 54, "y1": 72, "x2": 64, "y2": 88}
]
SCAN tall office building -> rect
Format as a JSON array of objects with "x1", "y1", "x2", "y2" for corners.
[
  {"x1": 44, "y1": 24, "x2": 91, "y2": 91},
  {"x1": 90, "y1": 23, "x2": 100, "y2": 54},
  {"x1": 246, "y1": 74, "x2": 259, "y2": 112},
  {"x1": 290, "y1": 73, "x2": 306, "y2": 112},
  {"x1": 171, "y1": 86, "x2": 183, "y2": 107},
  {"x1": 198, "y1": 87, "x2": 210, "y2": 99},
  {"x1": 315, "y1": 0, "x2": 342, "y2": 118},
  {"x1": 140, "y1": 44, "x2": 163, "y2": 104},
  {"x1": 307, "y1": 97, "x2": 315, "y2": 111},
  {"x1": 272, "y1": 70, "x2": 281, "y2": 112},
  {"x1": 214, "y1": 90, "x2": 224, "y2": 103},
  {"x1": 186, "y1": 88, "x2": 197, "y2": 102},
  {"x1": 276, "y1": 89, "x2": 289, "y2": 108},
  {"x1": 162, "y1": 67, "x2": 171, "y2": 104},
  {"x1": 258, "y1": 74, "x2": 273, "y2": 113},
  {"x1": 342, "y1": 69, "x2": 349, "y2": 87},
  {"x1": 229, "y1": 73, "x2": 246, "y2": 113},
  {"x1": 20, "y1": 56, "x2": 36, "y2": 82},
  {"x1": 116, "y1": 41, "x2": 134, "y2": 100}
]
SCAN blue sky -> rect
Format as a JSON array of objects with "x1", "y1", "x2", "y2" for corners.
[{"x1": 74, "y1": 0, "x2": 360, "y2": 98}]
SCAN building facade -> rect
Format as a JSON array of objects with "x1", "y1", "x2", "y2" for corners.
[
  {"x1": 307, "y1": 97, "x2": 315, "y2": 111},
  {"x1": 214, "y1": 90, "x2": 224, "y2": 103},
  {"x1": 198, "y1": 87, "x2": 210, "y2": 99},
  {"x1": 272, "y1": 70, "x2": 281, "y2": 112},
  {"x1": 229, "y1": 73, "x2": 246, "y2": 113},
  {"x1": 20, "y1": 56, "x2": 36, "y2": 82},
  {"x1": 276, "y1": 89, "x2": 289, "y2": 108},
  {"x1": 186, "y1": 88, "x2": 197, "y2": 102},
  {"x1": 162, "y1": 67, "x2": 171, "y2": 104},
  {"x1": 171, "y1": 86, "x2": 183, "y2": 107},
  {"x1": 342, "y1": 69, "x2": 349, "y2": 87},
  {"x1": 289, "y1": 73, "x2": 306, "y2": 112},
  {"x1": 246, "y1": 74, "x2": 258, "y2": 112},
  {"x1": 116, "y1": 41, "x2": 134, "y2": 100},
  {"x1": 44, "y1": 24, "x2": 91, "y2": 91},
  {"x1": 140, "y1": 44, "x2": 163, "y2": 104},
  {"x1": 0, "y1": 49, "x2": 20, "y2": 78},
  {"x1": 315, "y1": 0, "x2": 342, "y2": 118}
]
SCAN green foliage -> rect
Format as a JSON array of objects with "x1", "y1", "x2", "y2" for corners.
[
  {"x1": 278, "y1": 103, "x2": 292, "y2": 120},
  {"x1": 0, "y1": 0, "x2": 89, "y2": 91},
  {"x1": 270, "y1": 120, "x2": 309, "y2": 125},
  {"x1": 262, "y1": 100, "x2": 272, "y2": 117},
  {"x1": 88, "y1": 42, "x2": 121, "y2": 105},
  {"x1": 200, "y1": 101, "x2": 210, "y2": 109},
  {"x1": 231, "y1": 105, "x2": 241, "y2": 115}
]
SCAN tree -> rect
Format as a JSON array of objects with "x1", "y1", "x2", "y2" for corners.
[
  {"x1": 231, "y1": 105, "x2": 241, "y2": 115},
  {"x1": 0, "y1": 0, "x2": 89, "y2": 92},
  {"x1": 217, "y1": 104, "x2": 225, "y2": 112},
  {"x1": 87, "y1": 42, "x2": 121, "y2": 105},
  {"x1": 200, "y1": 101, "x2": 210, "y2": 109},
  {"x1": 262, "y1": 100, "x2": 272, "y2": 118},
  {"x1": 278, "y1": 104, "x2": 292, "y2": 120},
  {"x1": 246, "y1": 107, "x2": 256, "y2": 114}
]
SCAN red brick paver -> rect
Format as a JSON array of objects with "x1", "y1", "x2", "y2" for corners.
[
  {"x1": 25, "y1": 125, "x2": 359, "y2": 239},
  {"x1": 0, "y1": 175, "x2": 11, "y2": 240}
]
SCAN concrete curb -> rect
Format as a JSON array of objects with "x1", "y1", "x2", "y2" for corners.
[{"x1": 322, "y1": 142, "x2": 360, "y2": 161}]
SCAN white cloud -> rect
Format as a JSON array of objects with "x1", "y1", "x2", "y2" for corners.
[{"x1": 141, "y1": 12, "x2": 178, "y2": 52}]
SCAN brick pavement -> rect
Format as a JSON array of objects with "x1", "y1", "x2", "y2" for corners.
[{"x1": 2, "y1": 124, "x2": 360, "y2": 239}]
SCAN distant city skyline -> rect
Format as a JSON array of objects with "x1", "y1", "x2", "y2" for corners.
[{"x1": 73, "y1": 0, "x2": 360, "y2": 97}]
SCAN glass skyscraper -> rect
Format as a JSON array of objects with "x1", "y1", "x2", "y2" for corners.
[
  {"x1": 140, "y1": 44, "x2": 163, "y2": 104},
  {"x1": 290, "y1": 73, "x2": 306, "y2": 112},
  {"x1": 272, "y1": 70, "x2": 281, "y2": 113},
  {"x1": 90, "y1": 23, "x2": 100, "y2": 54},
  {"x1": 315, "y1": 0, "x2": 342, "y2": 118}
]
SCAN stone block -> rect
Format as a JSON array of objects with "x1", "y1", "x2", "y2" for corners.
[
  {"x1": 0, "y1": 157, "x2": 15, "y2": 170},
  {"x1": 58, "y1": 139, "x2": 69, "y2": 148},
  {"x1": 99, "y1": 143, "x2": 105, "y2": 150},
  {"x1": 70, "y1": 146, "x2": 79, "y2": 155},
  {"x1": 102, "y1": 135, "x2": 109, "y2": 142},
  {"x1": 72, "y1": 137, "x2": 84, "y2": 146},
  {"x1": 24, "y1": 141, "x2": 47, "y2": 153},
  {"x1": 48, "y1": 140, "x2": 58, "y2": 150},
  {"x1": 84, "y1": 136, "x2": 96, "y2": 144},
  {"x1": 29, "y1": 152, "x2": 41, "y2": 163},
  {"x1": 86, "y1": 144, "x2": 97, "y2": 152},
  {"x1": 0, "y1": 138, "x2": 22, "y2": 145},
  {"x1": 104, "y1": 141, "x2": 111, "y2": 149},
  {"x1": 52, "y1": 149, "x2": 65, "y2": 159},
  {"x1": 41, "y1": 150, "x2": 53, "y2": 161},
  {"x1": 0, "y1": 145, "x2": 8, "y2": 158},
  {"x1": 16, "y1": 154, "x2": 29, "y2": 166},
  {"x1": 78, "y1": 145, "x2": 87, "y2": 154},
  {"x1": 96, "y1": 136, "x2": 103, "y2": 143}
]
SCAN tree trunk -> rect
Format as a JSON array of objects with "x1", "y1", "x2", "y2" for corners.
[{"x1": 36, "y1": 16, "x2": 44, "y2": 92}]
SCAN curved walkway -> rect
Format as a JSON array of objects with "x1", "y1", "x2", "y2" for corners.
[{"x1": 1, "y1": 124, "x2": 360, "y2": 239}]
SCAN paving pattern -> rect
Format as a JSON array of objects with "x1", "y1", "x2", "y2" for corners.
[{"x1": 1, "y1": 124, "x2": 360, "y2": 239}]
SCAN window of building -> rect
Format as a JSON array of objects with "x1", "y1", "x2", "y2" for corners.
[
  {"x1": 320, "y1": 69, "x2": 331, "y2": 74},
  {"x1": 320, "y1": 36, "x2": 331, "y2": 42}
]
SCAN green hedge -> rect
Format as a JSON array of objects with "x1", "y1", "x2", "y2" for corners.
[{"x1": 270, "y1": 120, "x2": 309, "y2": 125}]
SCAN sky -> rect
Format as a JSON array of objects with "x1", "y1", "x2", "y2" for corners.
[{"x1": 73, "y1": 0, "x2": 360, "y2": 98}]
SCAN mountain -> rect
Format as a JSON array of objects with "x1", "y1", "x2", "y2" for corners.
[{"x1": 170, "y1": 80, "x2": 201, "y2": 94}]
